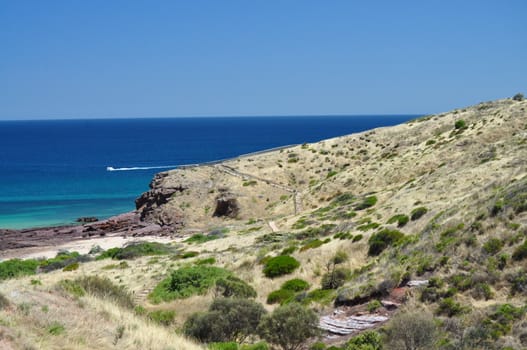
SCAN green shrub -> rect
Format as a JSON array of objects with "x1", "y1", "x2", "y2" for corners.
[
  {"x1": 410, "y1": 207, "x2": 428, "y2": 221},
  {"x1": 62, "y1": 262, "x2": 79, "y2": 271},
  {"x1": 302, "y1": 289, "x2": 336, "y2": 305},
  {"x1": 184, "y1": 298, "x2": 266, "y2": 343},
  {"x1": 96, "y1": 242, "x2": 173, "y2": 260},
  {"x1": 454, "y1": 119, "x2": 466, "y2": 130},
  {"x1": 300, "y1": 239, "x2": 325, "y2": 251},
  {"x1": 346, "y1": 330, "x2": 382, "y2": 350},
  {"x1": 149, "y1": 266, "x2": 231, "y2": 303},
  {"x1": 352, "y1": 234, "x2": 363, "y2": 242},
  {"x1": 185, "y1": 233, "x2": 221, "y2": 244},
  {"x1": 436, "y1": 297, "x2": 465, "y2": 317},
  {"x1": 195, "y1": 257, "x2": 216, "y2": 265},
  {"x1": 482, "y1": 238, "x2": 504, "y2": 255},
  {"x1": 0, "y1": 258, "x2": 39, "y2": 281},
  {"x1": 281, "y1": 246, "x2": 297, "y2": 255},
  {"x1": 209, "y1": 342, "x2": 238, "y2": 350},
  {"x1": 507, "y1": 270, "x2": 527, "y2": 295},
  {"x1": 472, "y1": 282, "x2": 493, "y2": 300},
  {"x1": 484, "y1": 304, "x2": 526, "y2": 339},
  {"x1": 148, "y1": 309, "x2": 176, "y2": 326},
  {"x1": 354, "y1": 196, "x2": 377, "y2": 210},
  {"x1": 512, "y1": 240, "x2": 527, "y2": 261},
  {"x1": 48, "y1": 322, "x2": 65, "y2": 335},
  {"x1": 281, "y1": 278, "x2": 310, "y2": 292},
  {"x1": 267, "y1": 289, "x2": 295, "y2": 305},
  {"x1": 332, "y1": 192, "x2": 355, "y2": 205},
  {"x1": 75, "y1": 275, "x2": 134, "y2": 308},
  {"x1": 215, "y1": 275, "x2": 257, "y2": 298},
  {"x1": 258, "y1": 303, "x2": 319, "y2": 350},
  {"x1": 387, "y1": 214, "x2": 409, "y2": 227},
  {"x1": 310, "y1": 342, "x2": 326, "y2": 350},
  {"x1": 181, "y1": 251, "x2": 199, "y2": 259},
  {"x1": 356, "y1": 222, "x2": 380, "y2": 231},
  {"x1": 39, "y1": 251, "x2": 90, "y2": 272},
  {"x1": 263, "y1": 256, "x2": 300, "y2": 278},
  {"x1": 321, "y1": 268, "x2": 350, "y2": 290},
  {"x1": 367, "y1": 229, "x2": 405, "y2": 256},
  {"x1": 367, "y1": 300, "x2": 382, "y2": 313},
  {"x1": 240, "y1": 343, "x2": 269, "y2": 350}
]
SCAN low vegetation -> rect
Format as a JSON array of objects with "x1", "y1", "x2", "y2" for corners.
[{"x1": 263, "y1": 255, "x2": 300, "y2": 278}]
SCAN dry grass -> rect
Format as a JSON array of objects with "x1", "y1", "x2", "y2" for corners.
[{"x1": 0, "y1": 273, "x2": 203, "y2": 350}]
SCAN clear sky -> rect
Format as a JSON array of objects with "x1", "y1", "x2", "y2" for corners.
[{"x1": 1, "y1": 0, "x2": 526, "y2": 120}]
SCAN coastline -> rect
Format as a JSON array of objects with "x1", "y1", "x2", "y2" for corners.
[{"x1": 0, "y1": 211, "x2": 174, "y2": 261}]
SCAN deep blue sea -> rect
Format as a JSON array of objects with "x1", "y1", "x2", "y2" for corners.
[{"x1": 0, "y1": 115, "x2": 417, "y2": 229}]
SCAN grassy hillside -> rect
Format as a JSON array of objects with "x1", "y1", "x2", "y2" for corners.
[{"x1": 1, "y1": 96, "x2": 526, "y2": 350}]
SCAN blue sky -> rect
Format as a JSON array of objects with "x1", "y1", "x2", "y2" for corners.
[{"x1": 1, "y1": 1, "x2": 526, "y2": 119}]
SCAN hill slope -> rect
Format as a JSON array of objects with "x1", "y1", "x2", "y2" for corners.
[{"x1": 1, "y1": 97, "x2": 526, "y2": 350}]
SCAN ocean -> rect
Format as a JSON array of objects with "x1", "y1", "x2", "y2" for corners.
[{"x1": 0, "y1": 115, "x2": 417, "y2": 229}]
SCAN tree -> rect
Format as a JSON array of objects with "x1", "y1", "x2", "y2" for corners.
[
  {"x1": 258, "y1": 303, "x2": 319, "y2": 350},
  {"x1": 512, "y1": 93, "x2": 524, "y2": 101},
  {"x1": 184, "y1": 298, "x2": 266, "y2": 343},
  {"x1": 383, "y1": 311, "x2": 437, "y2": 350}
]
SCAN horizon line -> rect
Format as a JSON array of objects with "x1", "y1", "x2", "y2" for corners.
[{"x1": 0, "y1": 113, "x2": 425, "y2": 122}]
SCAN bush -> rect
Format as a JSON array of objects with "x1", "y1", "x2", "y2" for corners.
[
  {"x1": 387, "y1": 214, "x2": 409, "y2": 227},
  {"x1": 39, "y1": 251, "x2": 91, "y2": 273},
  {"x1": 512, "y1": 93, "x2": 524, "y2": 101},
  {"x1": 512, "y1": 240, "x2": 527, "y2": 261},
  {"x1": 483, "y1": 303, "x2": 525, "y2": 340},
  {"x1": 367, "y1": 300, "x2": 382, "y2": 313},
  {"x1": 75, "y1": 275, "x2": 134, "y2": 309},
  {"x1": 215, "y1": 275, "x2": 257, "y2": 298},
  {"x1": 300, "y1": 239, "x2": 325, "y2": 251},
  {"x1": 96, "y1": 242, "x2": 173, "y2": 260},
  {"x1": 150, "y1": 266, "x2": 230, "y2": 303},
  {"x1": 0, "y1": 258, "x2": 39, "y2": 281},
  {"x1": 354, "y1": 196, "x2": 377, "y2": 210},
  {"x1": 436, "y1": 297, "x2": 465, "y2": 317},
  {"x1": 482, "y1": 238, "x2": 504, "y2": 255},
  {"x1": 282, "y1": 279, "x2": 310, "y2": 292},
  {"x1": 352, "y1": 234, "x2": 363, "y2": 242},
  {"x1": 267, "y1": 289, "x2": 295, "y2": 305},
  {"x1": 258, "y1": 303, "x2": 319, "y2": 350},
  {"x1": 263, "y1": 256, "x2": 300, "y2": 278},
  {"x1": 62, "y1": 262, "x2": 79, "y2": 271},
  {"x1": 454, "y1": 119, "x2": 466, "y2": 130},
  {"x1": 209, "y1": 342, "x2": 238, "y2": 350},
  {"x1": 368, "y1": 229, "x2": 405, "y2": 256},
  {"x1": 148, "y1": 309, "x2": 176, "y2": 326},
  {"x1": 346, "y1": 330, "x2": 382, "y2": 350},
  {"x1": 58, "y1": 279, "x2": 86, "y2": 298},
  {"x1": 185, "y1": 233, "x2": 221, "y2": 244},
  {"x1": 507, "y1": 270, "x2": 527, "y2": 295},
  {"x1": 383, "y1": 311, "x2": 436, "y2": 350},
  {"x1": 184, "y1": 298, "x2": 266, "y2": 343},
  {"x1": 321, "y1": 268, "x2": 350, "y2": 290},
  {"x1": 410, "y1": 207, "x2": 428, "y2": 221}
]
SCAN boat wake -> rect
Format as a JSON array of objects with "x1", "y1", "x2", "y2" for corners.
[{"x1": 106, "y1": 165, "x2": 176, "y2": 171}]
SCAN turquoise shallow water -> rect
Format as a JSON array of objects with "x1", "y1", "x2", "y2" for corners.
[{"x1": 0, "y1": 115, "x2": 417, "y2": 229}]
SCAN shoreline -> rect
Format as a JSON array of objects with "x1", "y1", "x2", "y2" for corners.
[{"x1": 0, "y1": 211, "x2": 177, "y2": 261}]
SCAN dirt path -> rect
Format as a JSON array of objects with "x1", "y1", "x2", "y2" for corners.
[
  {"x1": 268, "y1": 221, "x2": 279, "y2": 232},
  {"x1": 213, "y1": 164, "x2": 304, "y2": 215}
]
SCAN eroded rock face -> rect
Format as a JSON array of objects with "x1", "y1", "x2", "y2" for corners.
[
  {"x1": 135, "y1": 172, "x2": 185, "y2": 226},
  {"x1": 213, "y1": 190, "x2": 240, "y2": 218}
]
